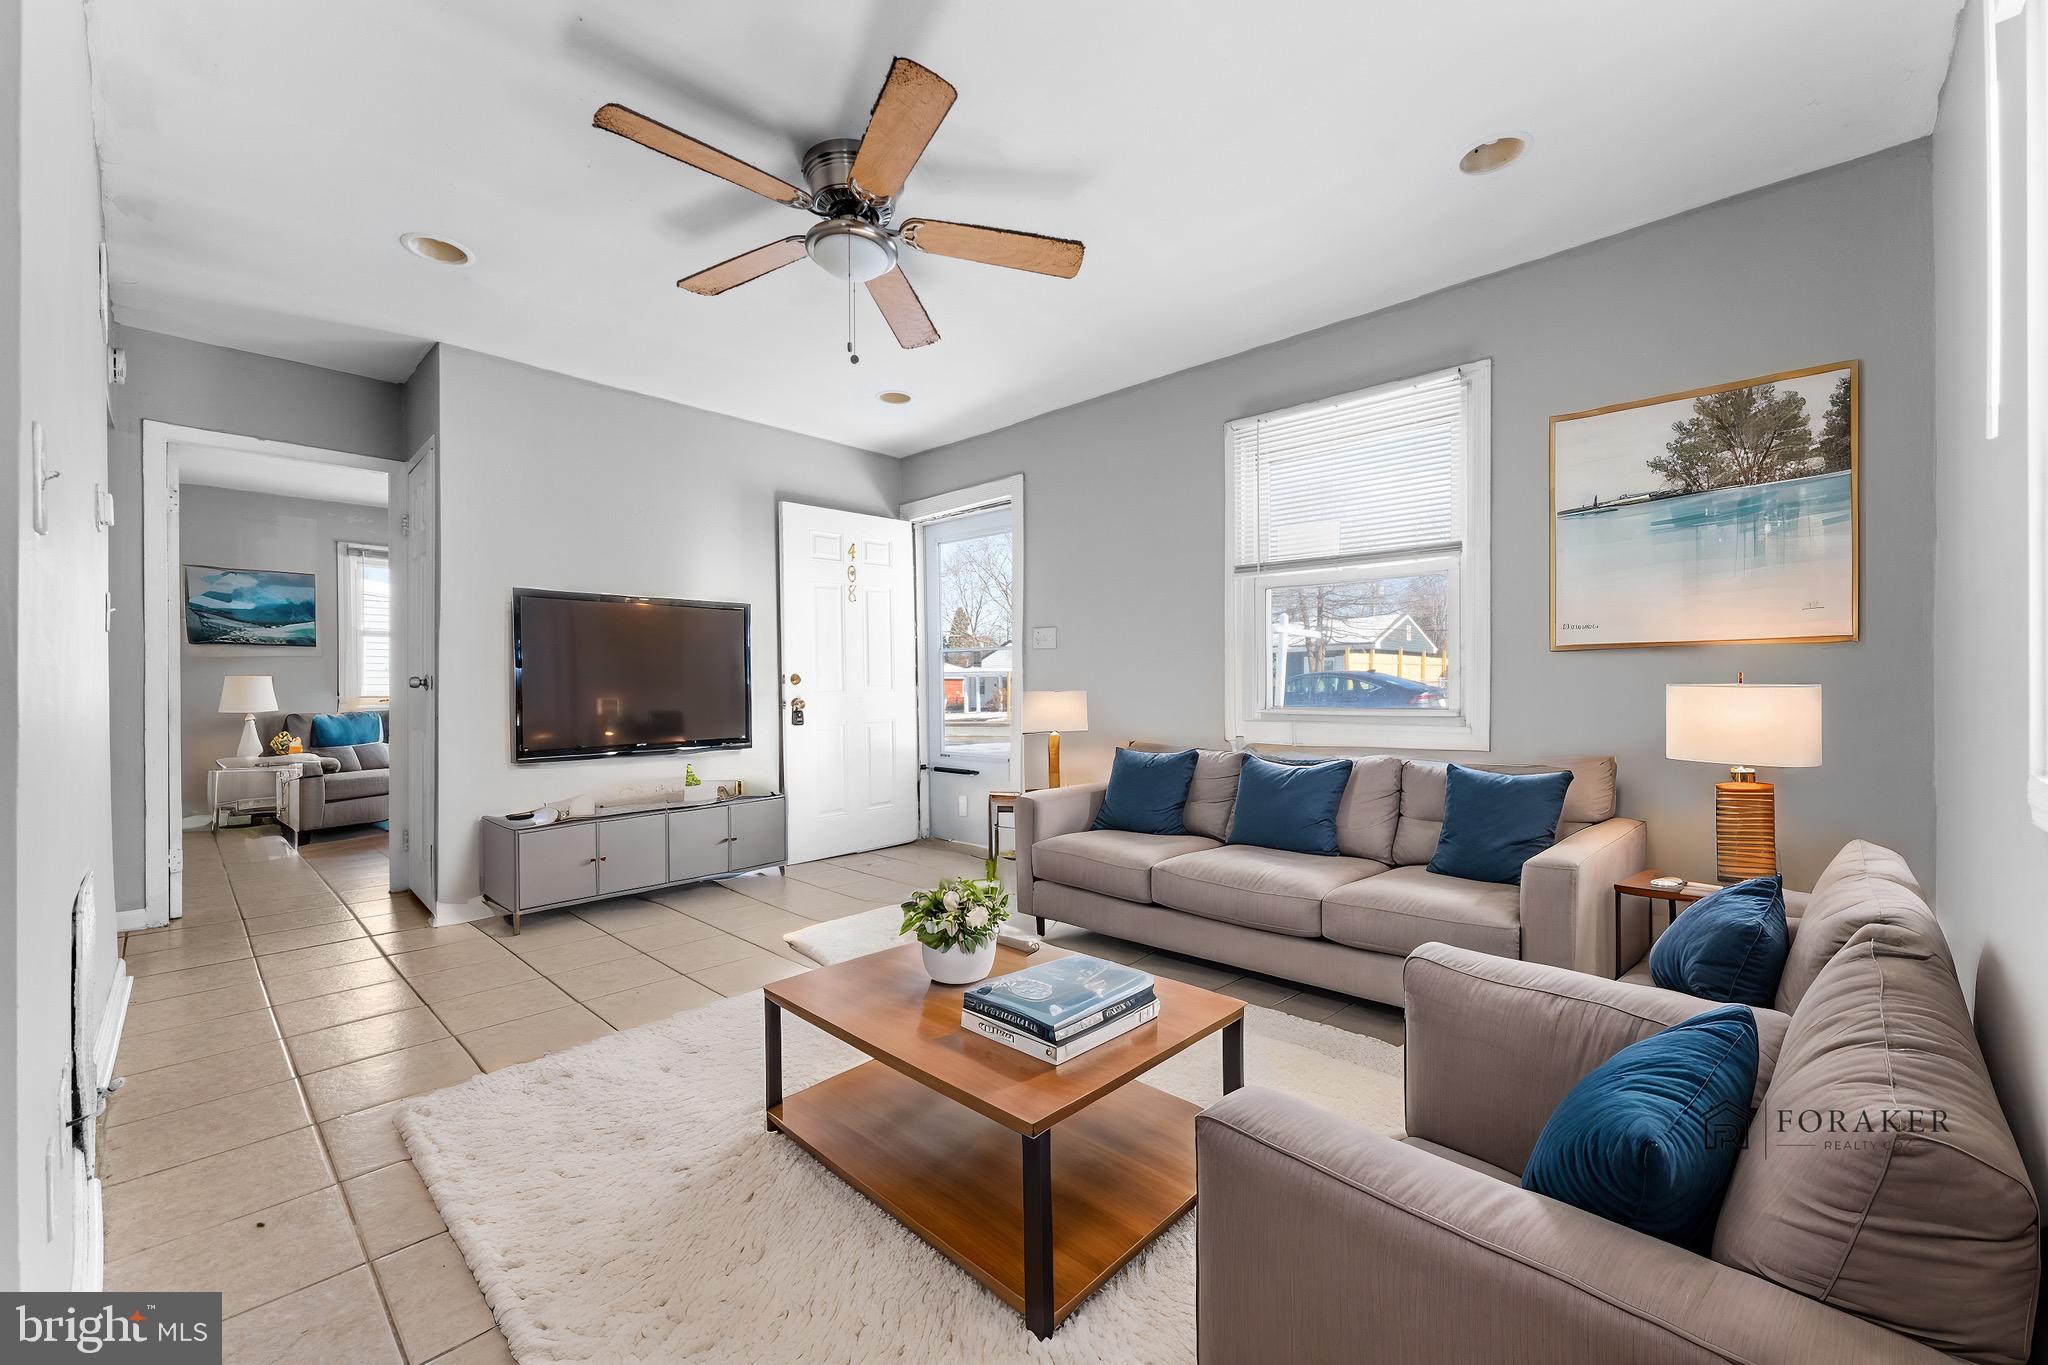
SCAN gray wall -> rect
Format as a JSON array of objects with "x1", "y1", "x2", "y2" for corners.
[
  {"x1": 106, "y1": 325, "x2": 406, "y2": 907},
  {"x1": 1931, "y1": 0, "x2": 2048, "y2": 1205},
  {"x1": 177, "y1": 485, "x2": 386, "y2": 819},
  {"x1": 902, "y1": 142, "x2": 1936, "y2": 891},
  {"x1": 429, "y1": 346, "x2": 901, "y2": 907},
  {"x1": 1, "y1": 0, "x2": 116, "y2": 1290}
]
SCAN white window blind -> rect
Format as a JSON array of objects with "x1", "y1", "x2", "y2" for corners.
[
  {"x1": 1230, "y1": 368, "x2": 1470, "y2": 573},
  {"x1": 338, "y1": 541, "x2": 391, "y2": 708}
]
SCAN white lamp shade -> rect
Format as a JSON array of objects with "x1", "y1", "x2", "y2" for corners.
[
  {"x1": 1666, "y1": 683, "x2": 1822, "y2": 768},
  {"x1": 218, "y1": 674, "x2": 278, "y2": 715},
  {"x1": 1020, "y1": 690, "x2": 1088, "y2": 734}
]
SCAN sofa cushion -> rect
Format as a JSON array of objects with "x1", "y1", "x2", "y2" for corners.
[
  {"x1": 1714, "y1": 920, "x2": 2040, "y2": 1364},
  {"x1": 1523, "y1": 1004, "x2": 1759, "y2": 1245},
  {"x1": 1332, "y1": 755, "x2": 1402, "y2": 864},
  {"x1": 312, "y1": 744, "x2": 362, "y2": 772},
  {"x1": 1092, "y1": 747, "x2": 1199, "y2": 835},
  {"x1": 1032, "y1": 830, "x2": 1220, "y2": 904},
  {"x1": 1649, "y1": 875, "x2": 1789, "y2": 1007},
  {"x1": 1427, "y1": 765, "x2": 1572, "y2": 885},
  {"x1": 1776, "y1": 847, "x2": 1935, "y2": 1012},
  {"x1": 1322, "y1": 865, "x2": 1520, "y2": 959},
  {"x1": 1391, "y1": 756, "x2": 1617, "y2": 867},
  {"x1": 1154, "y1": 845, "x2": 1385, "y2": 937},
  {"x1": 1182, "y1": 749, "x2": 1244, "y2": 840},
  {"x1": 1227, "y1": 756, "x2": 1353, "y2": 856},
  {"x1": 323, "y1": 769, "x2": 389, "y2": 803},
  {"x1": 352, "y1": 741, "x2": 391, "y2": 772}
]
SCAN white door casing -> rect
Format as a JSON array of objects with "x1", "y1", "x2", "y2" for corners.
[
  {"x1": 778, "y1": 501, "x2": 918, "y2": 863},
  {"x1": 397, "y1": 438, "x2": 439, "y2": 901}
]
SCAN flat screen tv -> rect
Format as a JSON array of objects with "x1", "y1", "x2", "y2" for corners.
[{"x1": 512, "y1": 589, "x2": 751, "y2": 763}]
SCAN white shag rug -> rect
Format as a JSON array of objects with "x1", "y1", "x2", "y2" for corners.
[
  {"x1": 781, "y1": 904, "x2": 913, "y2": 966},
  {"x1": 399, "y1": 956, "x2": 1403, "y2": 1363}
]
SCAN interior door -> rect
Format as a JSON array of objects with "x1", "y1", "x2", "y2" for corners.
[
  {"x1": 397, "y1": 438, "x2": 438, "y2": 903},
  {"x1": 778, "y1": 502, "x2": 918, "y2": 863}
]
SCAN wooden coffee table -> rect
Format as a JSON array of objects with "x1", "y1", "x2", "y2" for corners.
[{"x1": 762, "y1": 942, "x2": 1244, "y2": 1339}]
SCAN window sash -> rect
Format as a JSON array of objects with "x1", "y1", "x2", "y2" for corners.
[
  {"x1": 338, "y1": 541, "x2": 391, "y2": 709},
  {"x1": 1248, "y1": 555, "x2": 1462, "y2": 718}
]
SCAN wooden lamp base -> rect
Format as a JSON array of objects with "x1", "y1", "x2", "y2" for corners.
[
  {"x1": 1046, "y1": 730, "x2": 1063, "y2": 789},
  {"x1": 1713, "y1": 776, "x2": 1777, "y2": 883}
]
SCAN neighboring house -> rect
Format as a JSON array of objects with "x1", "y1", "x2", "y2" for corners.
[{"x1": 1285, "y1": 612, "x2": 1447, "y2": 683}]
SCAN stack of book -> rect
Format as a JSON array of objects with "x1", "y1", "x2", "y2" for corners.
[{"x1": 961, "y1": 955, "x2": 1158, "y2": 1064}]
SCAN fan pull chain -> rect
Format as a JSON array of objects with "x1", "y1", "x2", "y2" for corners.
[{"x1": 845, "y1": 237, "x2": 860, "y2": 365}]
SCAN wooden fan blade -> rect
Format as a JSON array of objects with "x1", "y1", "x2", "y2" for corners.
[
  {"x1": 865, "y1": 267, "x2": 939, "y2": 348},
  {"x1": 678, "y1": 237, "x2": 808, "y2": 296},
  {"x1": 594, "y1": 103, "x2": 809, "y2": 208},
  {"x1": 900, "y1": 219, "x2": 1084, "y2": 278},
  {"x1": 848, "y1": 58, "x2": 957, "y2": 201}
]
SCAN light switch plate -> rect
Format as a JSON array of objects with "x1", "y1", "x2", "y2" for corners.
[{"x1": 1031, "y1": 626, "x2": 1057, "y2": 649}]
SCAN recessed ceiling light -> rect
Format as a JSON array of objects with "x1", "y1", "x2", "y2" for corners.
[
  {"x1": 399, "y1": 233, "x2": 472, "y2": 266},
  {"x1": 877, "y1": 391, "x2": 912, "y2": 405},
  {"x1": 1458, "y1": 135, "x2": 1528, "y2": 176}
]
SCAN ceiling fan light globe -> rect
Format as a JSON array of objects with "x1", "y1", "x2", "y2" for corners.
[{"x1": 805, "y1": 217, "x2": 898, "y2": 282}]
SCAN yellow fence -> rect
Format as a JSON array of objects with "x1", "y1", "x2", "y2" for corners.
[{"x1": 1342, "y1": 648, "x2": 1448, "y2": 683}]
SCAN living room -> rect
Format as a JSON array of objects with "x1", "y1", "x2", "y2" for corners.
[{"x1": 4, "y1": 1, "x2": 2045, "y2": 1361}]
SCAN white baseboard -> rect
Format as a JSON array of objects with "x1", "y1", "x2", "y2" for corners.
[
  {"x1": 96, "y1": 960, "x2": 132, "y2": 1081},
  {"x1": 180, "y1": 814, "x2": 213, "y2": 831},
  {"x1": 76, "y1": 960, "x2": 133, "y2": 1291},
  {"x1": 114, "y1": 907, "x2": 153, "y2": 933},
  {"x1": 432, "y1": 897, "x2": 497, "y2": 928}
]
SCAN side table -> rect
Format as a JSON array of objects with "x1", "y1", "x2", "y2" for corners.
[
  {"x1": 209, "y1": 758, "x2": 294, "y2": 830},
  {"x1": 1611, "y1": 871, "x2": 1721, "y2": 977}
]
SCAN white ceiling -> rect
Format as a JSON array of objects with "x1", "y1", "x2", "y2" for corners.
[
  {"x1": 86, "y1": 0, "x2": 1962, "y2": 458},
  {"x1": 175, "y1": 444, "x2": 389, "y2": 506}
]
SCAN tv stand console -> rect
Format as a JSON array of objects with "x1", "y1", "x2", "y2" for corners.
[{"x1": 478, "y1": 794, "x2": 787, "y2": 933}]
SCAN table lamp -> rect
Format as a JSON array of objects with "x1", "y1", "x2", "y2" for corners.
[
  {"x1": 219, "y1": 674, "x2": 278, "y2": 759},
  {"x1": 1666, "y1": 677, "x2": 1822, "y2": 882},
  {"x1": 1020, "y1": 690, "x2": 1088, "y2": 788}
]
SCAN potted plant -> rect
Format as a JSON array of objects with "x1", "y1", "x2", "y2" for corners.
[{"x1": 901, "y1": 867, "x2": 1011, "y2": 984}]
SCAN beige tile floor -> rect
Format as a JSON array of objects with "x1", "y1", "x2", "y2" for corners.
[{"x1": 104, "y1": 824, "x2": 1402, "y2": 1361}]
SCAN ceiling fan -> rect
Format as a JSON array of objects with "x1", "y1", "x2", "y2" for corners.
[{"x1": 593, "y1": 56, "x2": 1084, "y2": 356}]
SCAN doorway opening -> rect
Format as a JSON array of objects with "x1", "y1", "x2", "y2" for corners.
[
  {"x1": 134, "y1": 423, "x2": 437, "y2": 929},
  {"x1": 905, "y1": 476, "x2": 1024, "y2": 851}
]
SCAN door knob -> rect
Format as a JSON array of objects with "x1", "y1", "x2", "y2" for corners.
[{"x1": 407, "y1": 676, "x2": 433, "y2": 690}]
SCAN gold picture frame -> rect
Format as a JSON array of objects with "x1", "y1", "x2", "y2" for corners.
[{"x1": 1548, "y1": 360, "x2": 1860, "y2": 651}]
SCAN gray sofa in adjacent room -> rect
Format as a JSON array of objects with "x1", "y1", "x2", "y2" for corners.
[
  {"x1": 1014, "y1": 747, "x2": 1647, "y2": 1005},
  {"x1": 277, "y1": 710, "x2": 390, "y2": 844}
]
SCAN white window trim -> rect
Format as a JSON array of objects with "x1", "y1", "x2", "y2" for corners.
[
  {"x1": 2024, "y1": 0, "x2": 2048, "y2": 830},
  {"x1": 337, "y1": 539, "x2": 391, "y2": 712},
  {"x1": 1223, "y1": 360, "x2": 1491, "y2": 751}
]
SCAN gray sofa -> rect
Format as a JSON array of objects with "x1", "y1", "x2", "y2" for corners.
[
  {"x1": 1196, "y1": 844, "x2": 2040, "y2": 1364},
  {"x1": 277, "y1": 710, "x2": 390, "y2": 845},
  {"x1": 1014, "y1": 748, "x2": 1646, "y2": 1005}
]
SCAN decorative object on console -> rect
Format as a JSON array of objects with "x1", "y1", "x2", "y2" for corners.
[
  {"x1": 1090, "y1": 747, "x2": 1198, "y2": 835},
  {"x1": 1224, "y1": 754, "x2": 1352, "y2": 855},
  {"x1": 267, "y1": 729, "x2": 296, "y2": 756},
  {"x1": 1520, "y1": 1004, "x2": 1760, "y2": 1244},
  {"x1": 590, "y1": 57, "x2": 1084, "y2": 360},
  {"x1": 1019, "y1": 689, "x2": 1087, "y2": 788},
  {"x1": 1550, "y1": 360, "x2": 1858, "y2": 649},
  {"x1": 217, "y1": 674, "x2": 278, "y2": 759},
  {"x1": 1426, "y1": 763, "x2": 1573, "y2": 884},
  {"x1": 1666, "y1": 677, "x2": 1823, "y2": 881},
  {"x1": 900, "y1": 873, "x2": 1011, "y2": 984},
  {"x1": 185, "y1": 564, "x2": 317, "y2": 646},
  {"x1": 1648, "y1": 874, "x2": 1788, "y2": 1007}
]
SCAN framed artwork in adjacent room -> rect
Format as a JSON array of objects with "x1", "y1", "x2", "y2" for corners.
[
  {"x1": 184, "y1": 564, "x2": 318, "y2": 646},
  {"x1": 1549, "y1": 360, "x2": 1859, "y2": 650}
]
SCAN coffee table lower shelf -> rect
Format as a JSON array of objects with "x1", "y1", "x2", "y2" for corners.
[{"x1": 768, "y1": 1058, "x2": 1199, "y2": 1337}]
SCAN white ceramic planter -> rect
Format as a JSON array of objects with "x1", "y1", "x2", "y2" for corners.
[{"x1": 922, "y1": 938, "x2": 998, "y2": 985}]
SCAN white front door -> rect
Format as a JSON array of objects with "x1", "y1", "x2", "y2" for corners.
[
  {"x1": 778, "y1": 502, "x2": 918, "y2": 863},
  {"x1": 397, "y1": 439, "x2": 438, "y2": 901}
]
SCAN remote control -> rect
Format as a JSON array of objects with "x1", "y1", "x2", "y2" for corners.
[{"x1": 1648, "y1": 875, "x2": 1686, "y2": 891}]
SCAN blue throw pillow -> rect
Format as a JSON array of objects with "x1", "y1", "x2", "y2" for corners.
[
  {"x1": 1522, "y1": 1004, "x2": 1759, "y2": 1244},
  {"x1": 1091, "y1": 748, "x2": 1200, "y2": 836},
  {"x1": 1427, "y1": 764, "x2": 1572, "y2": 884},
  {"x1": 311, "y1": 711, "x2": 382, "y2": 748},
  {"x1": 1225, "y1": 755, "x2": 1352, "y2": 856},
  {"x1": 1649, "y1": 875, "x2": 1788, "y2": 1007}
]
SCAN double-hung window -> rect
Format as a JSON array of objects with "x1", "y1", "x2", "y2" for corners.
[
  {"x1": 1225, "y1": 360, "x2": 1491, "y2": 749},
  {"x1": 337, "y1": 541, "x2": 391, "y2": 710}
]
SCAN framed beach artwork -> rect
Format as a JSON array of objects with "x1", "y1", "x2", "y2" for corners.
[
  {"x1": 184, "y1": 564, "x2": 317, "y2": 646},
  {"x1": 1549, "y1": 361, "x2": 1859, "y2": 650}
]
